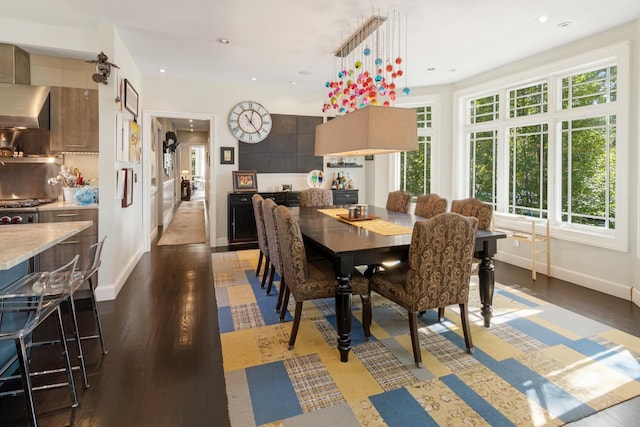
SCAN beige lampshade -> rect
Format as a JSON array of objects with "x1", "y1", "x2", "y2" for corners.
[{"x1": 314, "y1": 106, "x2": 418, "y2": 156}]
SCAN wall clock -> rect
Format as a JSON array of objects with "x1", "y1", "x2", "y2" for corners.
[{"x1": 228, "y1": 101, "x2": 272, "y2": 143}]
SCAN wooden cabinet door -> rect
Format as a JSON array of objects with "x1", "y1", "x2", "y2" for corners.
[{"x1": 50, "y1": 87, "x2": 99, "y2": 152}]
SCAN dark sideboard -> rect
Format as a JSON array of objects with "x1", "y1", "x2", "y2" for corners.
[
  {"x1": 227, "y1": 189, "x2": 358, "y2": 246},
  {"x1": 227, "y1": 191, "x2": 300, "y2": 246},
  {"x1": 332, "y1": 189, "x2": 358, "y2": 205}
]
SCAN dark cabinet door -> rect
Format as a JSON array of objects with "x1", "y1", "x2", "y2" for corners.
[{"x1": 228, "y1": 194, "x2": 258, "y2": 245}]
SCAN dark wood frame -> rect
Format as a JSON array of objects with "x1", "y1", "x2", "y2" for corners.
[
  {"x1": 122, "y1": 167, "x2": 133, "y2": 207},
  {"x1": 232, "y1": 170, "x2": 258, "y2": 192},
  {"x1": 124, "y1": 79, "x2": 139, "y2": 117},
  {"x1": 220, "y1": 147, "x2": 234, "y2": 165}
]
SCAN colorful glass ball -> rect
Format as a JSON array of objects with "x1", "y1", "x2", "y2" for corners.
[{"x1": 364, "y1": 47, "x2": 371, "y2": 56}]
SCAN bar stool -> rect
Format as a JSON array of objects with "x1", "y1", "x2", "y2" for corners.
[
  {"x1": 72, "y1": 236, "x2": 108, "y2": 355},
  {"x1": 0, "y1": 255, "x2": 80, "y2": 427}
]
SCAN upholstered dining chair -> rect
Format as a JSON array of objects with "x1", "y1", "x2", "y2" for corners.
[
  {"x1": 450, "y1": 198, "x2": 493, "y2": 230},
  {"x1": 299, "y1": 188, "x2": 333, "y2": 207},
  {"x1": 368, "y1": 213, "x2": 479, "y2": 367},
  {"x1": 273, "y1": 205, "x2": 371, "y2": 349},
  {"x1": 414, "y1": 193, "x2": 447, "y2": 218},
  {"x1": 0, "y1": 255, "x2": 80, "y2": 426},
  {"x1": 450, "y1": 197, "x2": 494, "y2": 275},
  {"x1": 262, "y1": 198, "x2": 286, "y2": 309},
  {"x1": 386, "y1": 190, "x2": 412, "y2": 213},
  {"x1": 252, "y1": 193, "x2": 271, "y2": 288}
]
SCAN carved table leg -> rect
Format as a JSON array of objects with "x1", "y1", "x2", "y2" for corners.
[
  {"x1": 335, "y1": 274, "x2": 352, "y2": 362},
  {"x1": 478, "y1": 250, "x2": 496, "y2": 328}
]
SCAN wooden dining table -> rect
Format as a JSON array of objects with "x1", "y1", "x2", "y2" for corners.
[{"x1": 294, "y1": 205, "x2": 506, "y2": 362}]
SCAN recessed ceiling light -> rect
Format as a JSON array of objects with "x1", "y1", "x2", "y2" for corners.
[
  {"x1": 217, "y1": 38, "x2": 230, "y2": 45},
  {"x1": 290, "y1": 81, "x2": 297, "y2": 85},
  {"x1": 448, "y1": 68, "x2": 457, "y2": 72},
  {"x1": 189, "y1": 119, "x2": 193, "y2": 123},
  {"x1": 537, "y1": 16, "x2": 549, "y2": 23},
  {"x1": 557, "y1": 21, "x2": 572, "y2": 28},
  {"x1": 427, "y1": 67, "x2": 436, "y2": 71},
  {"x1": 251, "y1": 77, "x2": 257, "y2": 81},
  {"x1": 159, "y1": 68, "x2": 166, "y2": 73}
]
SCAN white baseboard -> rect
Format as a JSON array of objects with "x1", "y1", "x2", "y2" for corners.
[
  {"x1": 95, "y1": 248, "x2": 144, "y2": 302},
  {"x1": 495, "y1": 252, "x2": 635, "y2": 303}
]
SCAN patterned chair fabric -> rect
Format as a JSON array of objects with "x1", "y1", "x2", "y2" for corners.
[
  {"x1": 369, "y1": 212, "x2": 478, "y2": 367},
  {"x1": 274, "y1": 205, "x2": 371, "y2": 348},
  {"x1": 450, "y1": 198, "x2": 493, "y2": 230},
  {"x1": 262, "y1": 198, "x2": 285, "y2": 298},
  {"x1": 299, "y1": 188, "x2": 333, "y2": 207},
  {"x1": 386, "y1": 190, "x2": 412, "y2": 213},
  {"x1": 414, "y1": 193, "x2": 447, "y2": 219},
  {"x1": 251, "y1": 194, "x2": 270, "y2": 281}
]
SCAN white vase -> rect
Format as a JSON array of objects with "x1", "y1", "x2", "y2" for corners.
[{"x1": 63, "y1": 187, "x2": 77, "y2": 203}]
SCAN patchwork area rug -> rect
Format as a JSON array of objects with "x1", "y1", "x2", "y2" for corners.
[
  {"x1": 214, "y1": 250, "x2": 640, "y2": 426},
  {"x1": 157, "y1": 200, "x2": 206, "y2": 246}
]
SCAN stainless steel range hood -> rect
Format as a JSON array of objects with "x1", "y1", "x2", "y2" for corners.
[
  {"x1": 0, "y1": 83, "x2": 50, "y2": 129},
  {"x1": 0, "y1": 43, "x2": 50, "y2": 130}
]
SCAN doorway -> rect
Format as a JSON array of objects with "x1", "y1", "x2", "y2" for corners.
[{"x1": 142, "y1": 110, "x2": 216, "y2": 252}]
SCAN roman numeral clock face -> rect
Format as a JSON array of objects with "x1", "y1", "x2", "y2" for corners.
[{"x1": 228, "y1": 101, "x2": 272, "y2": 143}]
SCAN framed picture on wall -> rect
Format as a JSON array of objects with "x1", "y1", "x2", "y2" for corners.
[
  {"x1": 232, "y1": 170, "x2": 258, "y2": 192},
  {"x1": 221, "y1": 147, "x2": 234, "y2": 164},
  {"x1": 124, "y1": 79, "x2": 139, "y2": 117}
]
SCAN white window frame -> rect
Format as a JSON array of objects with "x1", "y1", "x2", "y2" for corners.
[
  {"x1": 454, "y1": 42, "x2": 629, "y2": 251},
  {"x1": 395, "y1": 95, "x2": 441, "y2": 196}
]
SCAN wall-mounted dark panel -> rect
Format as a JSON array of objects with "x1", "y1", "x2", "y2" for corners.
[{"x1": 239, "y1": 113, "x2": 323, "y2": 173}]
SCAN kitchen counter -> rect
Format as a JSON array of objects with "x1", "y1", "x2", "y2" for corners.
[
  {"x1": 0, "y1": 221, "x2": 92, "y2": 270},
  {"x1": 38, "y1": 201, "x2": 98, "y2": 211}
]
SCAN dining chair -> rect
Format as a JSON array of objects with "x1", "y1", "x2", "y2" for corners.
[
  {"x1": 0, "y1": 255, "x2": 80, "y2": 427},
  {"x1": 450, "y1": 197, "x2": 494, "y2": 274},
  {"x1": 368, "y1": 213, "x2": 478, "y2": 367},
  {"x1": 450, "y1": 198, "x2": 493, "y2": 230},
  {"x1": 299, "y1": 188, "x2": 333, "y2": 207},
  {"x1": 414, "y1": 193, "x2": 447, "y2": 218},
  {"x1": 252, "y1": 193, "x2": 271, "y2": 288},
  {"x1": 386, "y1": 190, "x2": 412, "y2": 213},
  {"x1": 273, "y1": 205, "x2": 371, "y2": 349},
  {"x1": 261, "y1": 198, "x2": 285, "y2": 307},
  {"x1": 73, "y1": 236, "x2": 108, "y2": 355}
]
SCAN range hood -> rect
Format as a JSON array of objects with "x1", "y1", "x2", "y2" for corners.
[
  {"x1": 0, "y1": 43, "x2": 50, "y2": 130},
  {"x1": 0, "y1": 83, "x2": 50, "y2": 129}
]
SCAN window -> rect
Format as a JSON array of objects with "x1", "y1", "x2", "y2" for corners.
[
  {"x1": 459, "y1": 45, "x2": 627, "y2": 249},
  {"x1": 469, "y1": 130, "x2": 497, "y2": 206},
  {"x1": 400, "y1": 105, "x2": 433, "y2": 198}
]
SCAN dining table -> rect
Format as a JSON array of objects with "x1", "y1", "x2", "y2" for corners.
[{"x1": 294, "y1": 205, "x2": 506, "y2": 362}]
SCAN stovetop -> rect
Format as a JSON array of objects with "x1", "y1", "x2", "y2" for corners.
[{"x1": 0, "y1": 198, "x2": 58, "y2": 209}]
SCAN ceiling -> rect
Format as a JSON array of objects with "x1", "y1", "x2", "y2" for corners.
[{"x1": 4, "y1": 0, "x2": 640, "y2": 132}]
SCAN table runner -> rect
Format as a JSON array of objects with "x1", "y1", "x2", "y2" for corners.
[{"x1": 316, "y1": 208, "x2": 413, "y2": 236}]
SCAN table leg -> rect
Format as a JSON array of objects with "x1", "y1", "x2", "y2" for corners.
[
  {"x1": 478, "y1": 244, "x2": 496, "y2": 328},
  {"x1": 335, "y1": 274, "x2": 352, "y2": 362}
]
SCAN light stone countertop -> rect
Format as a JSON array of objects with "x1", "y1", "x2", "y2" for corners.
[
  {"x1": 0, "y1": 221, "x2": 92, "y2": 270},
  {"x1": 37, "y1": 201, "x2": 98, "y2": 211}
]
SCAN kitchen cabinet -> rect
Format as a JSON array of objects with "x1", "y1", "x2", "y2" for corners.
[
  {"x1": 228, "y1": 192, "x2": 299, "y2": 246},
  {"x1": 38, "y1": 208, "x2": 98, "y2": 286},
  {"x1": 333, "y1": 189, "x2": 358, "y2": 205},
  {"x1": 49, "y1": 87, "x2": 99, "y2": 153}
]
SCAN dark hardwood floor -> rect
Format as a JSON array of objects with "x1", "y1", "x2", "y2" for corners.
[{"x1": 1, "y1": 239, "x2": 639, "y2": 426}]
